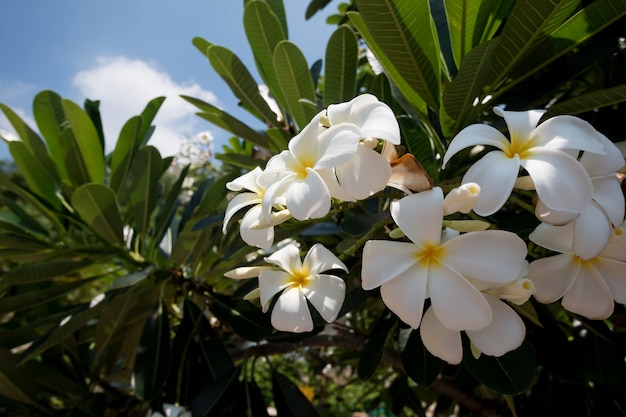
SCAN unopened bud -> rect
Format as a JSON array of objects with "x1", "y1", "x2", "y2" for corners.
[
  {"x1": 443, "y1": 183, "x2": 481, "y2": 215},
  {"x1": 487, "y1": 278, "x2": 535, "y2": 305},
  {"x1": 442, "y1": 219, "x2": 491, "y2": 232},
  {"x1": 362, "y1": 137, "x2": 379, "y2": 149},
  {"x1": 224, "y1": 266, "x2": 276, "y2": 279},
  {"x1": 249, "y1": 209, "x2": 292, "y2": 229}
]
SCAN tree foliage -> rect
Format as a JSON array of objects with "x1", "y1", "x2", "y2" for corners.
[{"x1": 1, "y1": 0, "x2": 626, "y2": 416}]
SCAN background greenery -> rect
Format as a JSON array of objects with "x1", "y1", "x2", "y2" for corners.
[{"x1": 1, "y1": 0, "x2": 625, "y2": 416}]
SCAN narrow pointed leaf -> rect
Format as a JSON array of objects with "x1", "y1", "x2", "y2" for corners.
[
  {"x1": 72, "y1": 183, "x2": 124, "y2": 245},
  {"x1": 133, "y1": 299, "x2": 171, "y2": 401},
  {"x1": 189, "y1": 366, "x2": 241, "y2": 417},
  {"x1": 545, "y1": 84, "x2": 626, "y2": 117},
  {"x1": 358, "y1": 309, "x2": 396, "y2": 380},
  {"x1": 8, "y1": 141, "x2": 60, "y2": 209},
  {"x1": 138, "y1": 96, "x2": 166, "y2": 146},
  {"x1": 110, "y1": 116, "x2": 142, "y2": 195},
  {"x1": 150, "y1": 165, "x2": 189, "y2": 255},
  {"x1": 272, "y1": 370, "x2": 320, "y2": 417},
  {"x1": 323, "y1": 25, "x2": 359, "y2": 107},
  {"x1": 0, "y1": 349, "x2": 41, "y2": 406},
  {"x1": 94, "y1": 289, "x2": 139, "y2": 358},
  {"x1": 83, "y1": 98, "x2": 105, "y2": 150},
  {"x1": 0, "y1": 260, "x2": 90, "y2": 289},
  {"x1": 129, "y1": 146, "x2": 162, "y2": 236},
  {"x1": 193, "y1": 36, "x2": 214, "y2": 56},
  {"x1": 353, "y1": 0, "x2": 442, "y2": 111},
  {"x1": 306, "y1": 0, "x2": 333, "y2": 19},
  {"x1": 273, "y1": 40, "x2": 318, "y2": 129}
]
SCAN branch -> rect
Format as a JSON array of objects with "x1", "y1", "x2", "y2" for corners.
[{"x1": 231, "y1": 333, "x2": 496, "y2": 417}]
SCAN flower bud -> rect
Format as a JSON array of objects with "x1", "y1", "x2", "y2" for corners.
[
  {"x1": 443, "y1": 183, "x2": 480, "y2": 215},
  {"x1": 487, "y1": 278, "x2": 535, "y2": 305}
]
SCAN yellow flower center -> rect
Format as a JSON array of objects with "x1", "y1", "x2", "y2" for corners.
[
  {"x1": 416, "y1": 243, "x2": 445, "y2": 268},
  {"x1": 291, "y1": 268, "x2": 311, "y2": 288},
  {"x1": 504, "y1": 135, "x2": 535, "y2": 159}
]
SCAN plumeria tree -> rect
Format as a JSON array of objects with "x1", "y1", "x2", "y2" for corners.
[{"x1": 1, "y1": 0, "x2": 626, "y2": 416}]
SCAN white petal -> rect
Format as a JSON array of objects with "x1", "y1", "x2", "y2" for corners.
[
  {"x1": 593, "y1": 258, "x2": 626, "y2": 303},
  {"x1": 529, "y1": 222, "x2": 575, "y2": 253},
  {"x1": 258, "y1": 270, "x2": 295, "y2": 312},
  {"x1": 572, "y1": 202, "x2": 611, "y2": 260},
  {"x1": 599, "y1": 226, "x2": 626, "y2": 261},
  {"x1": 261, "y1": 173, "x2": 295, "y2": 221},
  {"x1": 335, "y1": 145, "x2": 392, "y2": 200},
  {"x1": 316, "y1": 167, "x2": 355, "y2": 201},
  {"x1": 303, "y1": 274, "x2": 346, "y2": 323},
  {"x1": 591, "y1": 176, "x2": 625, "y2": 227},
  {"x1": 530, "y1": 115, "x2": 605, "y2": 154},
  {"x1": 285, "y1": 168, "x2": 331, "y2": 220},
  {"x1": 303, "y1": 243, "x2": 347, "y2": 274},
  {"x1": 463, "y1": 151, "x2": 520, "y2": 216},
  {"x1": 443, "y1": 230, "x2": 527, "y2": 285},
  {"x1": 379, "y1": 263, "x2": 428, "y2": 329},
  {"x1": 264, "y1": 243, "x2": 303, "y2": 275},
  {"x1": 271, "y1": 286, "x2": 314, "y2": 333},
  {"x1": 390, "y1": 188, "x2": 444, "y2": 246},
  {"x1": 239, "y1": 204, "x2": 275, "y2": 249},
  {"x1": 493, "y1": 107, "x2": 545, "y2": 142},
  {"x1": 420, "y1": 307, "x2": 463, "y2": 364},
  {"x1": 361, "y1": 240, "x2": 419, "y2": 290},
  {"x1": 561, "y1": 262, "x2": 614, "y2": 319},
  {"x1": 354, "y1": 101, "x2": 401, "y2": 144},
  {"x1": 428, "y1": 263, "x2": 492, "y2": 331},
  {"x1": 226, "y1": 166, "x2": 264, "y2": 193},
  {"x1": 222, "y1": 193, "x2": 262, "y2": 233},
  {"x1": 534, "y1": 199, "x2": 579, "y2": 226},
  {"x1": 442, "y1": 124, "x2": 511, "y2": 168},
  {"x1": 522, "y1": 148, "x2": 593, "y2": 213},
  {"x1": 527, "y1": 254, "x2": 580, "y2": 303},
  {"x1": 315, "y1": 124, "x2": 362, "y2": 168},
  {"x1": 467, "y1": 295, "x2": 525, "y2": 357},
  {"x1": 288, "y1": 111, "x2": 325, "y2": 162},
  {"x1": 579, "y1": 133, "x2": 625, "y2": 176}
]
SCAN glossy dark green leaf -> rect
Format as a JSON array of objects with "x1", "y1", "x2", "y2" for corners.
[
  {"x1": 545, "y1": 84, "x2": 626, "y2": 118},
  {"x1": 358, "y1": 309, "x2": 396, "y2": 380},
  {"x1": 463, "y1": 341, "x2": 536, "y2": 395},
  {"x1": 397, "y1": 115, "x2": 439, "y2": 181},
  {"x1": 83, "y1": 98, "x2": 105, "y2": 150},
  {"x1": 273, "y1": 40, "x2": 318, "y2": 129},
  {"x1": 138, "y1": 96, "x2": 166, "y2": 146},
  {"x1": 244, "y1": 1, "x2": 287, "y2": 110},
  {"x1": 207, "y1": 45, "x2": 284, "y2": 129},
  {"x1": 353, "y1": 0, "x2": 442, "y2": 112},
  {"x1": 398, "y1": 328, "x2": 444, "y2": 387},
  {"x1": 7, "y1": 141, "x2": 60, "y2": 209},
  {"x1": 189, "y1": 366, "x2": 241, "y2": 417},
  {"x1": 246, "y1": 378, "x2": 270, "y2": 417},
  {"x1": 133, "y1": 299, "x2": 171, "y2": 401},
  {"x1": 0, "y1": 260, "x2": 90, "y2": 290},
  {"x1": 18, "y1": 301, "x2": 104, "y2": 363},
  {"x1": 110, "y1": 115, "x2": 142, "y2": 195},
  {"x1": 324, "y1": 25, "x2": 359, "y2": 107},
  {"x1": 129, "y1": 146, "x2": 162, "y2": 236},
  {"x1": 71, "y1": 183, "x2": 124, "y2": 245},
  {"x1": 272, "y1": 370, "x2": 320, "y2": 417},
  {"x1": 306, "y1": 0, "x2": 333, "y2": 19},
  {"x1": 109, "y1": 267, "x2": 154, "y2": 290},
  {"x1": 0, "y1": 348, "x2": 42, "y2": 407},
  {"x1": 579, "y1": 331, "x2": 625, "y2": 385},
  {"x1": 192, "y1": 36, "x2": 214, "y2": 57},
  {"x1": 211, "y1": 296, "x2": 273, "y2": 342}
]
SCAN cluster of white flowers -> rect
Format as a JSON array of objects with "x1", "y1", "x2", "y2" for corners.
[{"x1": 224, "y1": 95, "x2": 626, "y2": 364}]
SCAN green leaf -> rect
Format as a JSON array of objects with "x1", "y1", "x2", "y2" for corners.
[
  {"x1": 133, "y1": 299, "x2": 171, "y2": 401},
  {"x1": 207, "y1": 45, "x2": 284, "y2": 130},
  {"x1": 61, "y1": 98, "x2": 106, "y2": 184},
  {"x1": 486, "y1": 0, "x2": 581, "y2": 91},
  {"x1": 358, "y1": 309, "x2": 396, "y2": 380},
  {"x1": 272, "y1": 370, "x2": 320, "y2": 417},
  {"x1": 8, "y1": 141, "x2": 60, "y2": 209},
  {"x1": 352, "y1": 0, "x2": 442, "y2": 112},
  {"x1": 18, "y1": 301, "x2": 105, "y2": 364},
  {"x1": 71, "y1": 183, "x2": 124, "y2": 245},
  {"x1": 83, "y1": 98, "x2": 105, "y2": 150},
  {"x1": 443, "y1": 0, "x2": 500, "y2": 68},
  {"x1": 397, "y1": 115, "x2": 439, "y2": 182},
  {"x1": 463, "y1": 341, "x2": 536, "y2": 395},
  {"x1": 0, "y1": 260, "x2": 91, "y2": 290},
  {"x1": 109, "y1": 267, "x2": 154, "y2": 290},
  {"x1": 273, "y1": 40, "x2": 318, "y2": 129},
  {"x1": 138, "y1": 96, "x2": 166, "y2": 146},
  {"x1": 129, "y1": 146, "x2": 162, "y2": 236},
  {"x1": 0, "y1": 277, "x2": 98, "y2": 315},
  {"x1": 545, "y1": 84, "x2": 626, "y2": 117},
  {"x1": 246, "y1": 379, "x2": 270, "y2": 417},
  {"x1": 0, "y1": 103, "x2": 59, "y2": 183},
  {"x1": 189, "y1": 366, "x2": 241, "y2": 417},
  {"x1": 398, "y1": 328, "x2": 445, "y2": 387},
  {"x1": 306, "y1": 0, "x2": 333, "y2": 19},
  {"x1": 192, "y1": 36, "x2": 214, "y2": 56},
  {"x1": 0, "y1": 349, "x2": 41, "y2": 407},
  {"x1": 93, "y1": 289, "x2": 140, "y2": 359},
  {"x1": 110, "y1": 116, "x2": 142, "y2": 195},
  {"x1": 323, "y1": 25, "x2": 359, "y2": 107},
  {"x1": 211, "y1": 296, "x2": 273, "y2": 342},
  {"x1": 244, "y1": 1, "x2": 288, "y2": 110},
  {"x1": 182, "y1": 95, "x2": 279, "y2": 150},
  {"x1": 442, "y1": 39, "x2": 498, "y2": 134}
]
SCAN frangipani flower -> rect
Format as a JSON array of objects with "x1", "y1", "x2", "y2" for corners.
[
  {"x1": 225, "y1": 243, "x2": 347, "y2": 333},
  {"x1": 420, "y1": 293, "x2": 526, "y2": 364},
  {"x1": 535, "y1": 133, "x2": 625, "y2": 259},
  {"x1": 319, "y1": 94, "x2": 402, "y2": 201},
  {"x1": 361, "y1": 187, "x2": 527, "y2": 332},
  {"x1": 443, "y1": 183, "x2": 481, "y2": 215},
  {"x1": 222, "y1": 167, "x2": 291, "y2": 249},
  {"x1": 258, "y1": 112, "x2": 361, "y2": 220},
  {"x1": 528, "y1": 221, "x2": 626, "y2": 319},
  {"x1": 442, "y1": 107, "x2": 605, "y2": 216}
]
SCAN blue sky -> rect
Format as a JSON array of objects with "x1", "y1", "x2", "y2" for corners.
[{"x1": 0, "y1": 1, "x2": 338, "y2": 160}]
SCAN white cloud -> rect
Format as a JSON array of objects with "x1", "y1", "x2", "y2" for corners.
[{"x1": 73, "y1": 56, "x2": 218, "y2": 156}]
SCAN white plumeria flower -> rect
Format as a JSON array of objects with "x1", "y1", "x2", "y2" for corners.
[
  {"x1": 528, "y1": 221, "x2": 626, "y2": 319},
  {"x1": 222, "y1": 167, "x2": 291, "y2": 249},
  {"x1": 443, "y1": 183, "x2": 481, "y2": 215},
  {"x1": 150, "y1": 403, "x2": 191, "y2": 417},
  {"x1": 420, "y1": 293, "x2": 526, "y2": 364},
  {"x1": 361, "y1": 187, "x2": 527, "y2": 332},
  {"x1": 442, "y1": 107, "x2": 605, "y2": 216},
  {"x1": 225, "y1": 243, "x2": 347, "y2": 333},
  {"x1": 535, "y1": 133, "x2": 625, "y2": 259},
  {"x1": 258, "y1": 111, "x2": 361, "y2": 221},
  {"x1": 318, "y1": 94, "x2": 401, "y2": 201}
]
